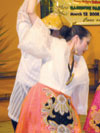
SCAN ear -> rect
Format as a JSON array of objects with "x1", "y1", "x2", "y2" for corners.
[
  {"x1": 72, "y1": 35, "x2": 80, "y2": 44},
  {"x1": 71, "y1": 35, "x2": 80, "y2": 53}
]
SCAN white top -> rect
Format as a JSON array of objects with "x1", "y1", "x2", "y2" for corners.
[
  {"x1": 8, "y1": 0, "x2": 51, "y2": 122},
  {"x1": 40, "y1": 38, "x2": 89, "y2": 115},
  {"x1": 40, "y1": 37, "x2": 70, "y2": 92}
]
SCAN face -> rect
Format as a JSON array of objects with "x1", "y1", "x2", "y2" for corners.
[{"x1": 75, "y1": 36, "x2": 91, "y2": 56}]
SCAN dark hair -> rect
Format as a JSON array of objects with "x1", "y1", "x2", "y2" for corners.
[
  {"x1": 59, "y1": 25, "x2": 91, "y2": 41},
  {"x1": 50, "y1": 29, "x2": 54, "y2": 35},
  {"x1": 50, "y1": 29, "x2": 60, "y2": 38}
]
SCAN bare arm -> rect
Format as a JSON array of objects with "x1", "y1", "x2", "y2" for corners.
[{"x1": 27, "y1": 0, "x2": 39, "y2": 24}]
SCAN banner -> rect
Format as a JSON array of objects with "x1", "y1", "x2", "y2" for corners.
[{"x1": 53, "y1": 0, "x2": 100, "y2": 25}]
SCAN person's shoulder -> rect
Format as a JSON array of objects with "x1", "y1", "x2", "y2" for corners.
[{"x1": 52, "y1": 37, "x2": 67, "y2": 47}]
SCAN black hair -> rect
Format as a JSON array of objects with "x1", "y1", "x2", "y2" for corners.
[
  {"x1": 50, "y1": 29, "x2": 54, "y2": 35},
  {"x1": 50, "y1": 29, "x2": 60, "y2": 38},
  {"x1": 59, "y1": 25, "x2": 91, "y2": 41}
]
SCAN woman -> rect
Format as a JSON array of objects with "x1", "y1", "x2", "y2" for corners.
[
  {"x1": 15, "y1": 0, "x2": 91, "y2": 132},
  {"x1": 83, "y1": 81, "x2": 100, "y2": 133},
  {"x1": 21, "y1": 0, "x2": 91, "y2": 115},
  {"x1": 8, "y1": 0, "x2": 68, "y2": 131}
]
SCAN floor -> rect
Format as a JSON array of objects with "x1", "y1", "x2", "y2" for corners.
[
  {"x1": 0, "y1": 79, "x2": 15, "y2": 133},
  {"x1": 0, "y1": 121, "x2": 14, "y2": 133},
  {"x1": 0, "y1": 100, "x2": 14, "y2": 133},
  {"x1": 0, "y1": 91, "x2": 94, "y2": 133}
]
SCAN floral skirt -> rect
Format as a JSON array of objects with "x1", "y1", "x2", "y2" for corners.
[
  {"x1": 83, "y1": 85, "x2": 100, "y2": 133},
  {"x1": 16, "y1": 83, "x2": 81, "y2": 133}
]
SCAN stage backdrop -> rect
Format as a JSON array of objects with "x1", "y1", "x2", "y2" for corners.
[
  {"x1": 0, "y1": 0, "x2": 100, "y2": 90},
  {"x1": 0, "y1": 0, "x2": 40, "y2": 79}
]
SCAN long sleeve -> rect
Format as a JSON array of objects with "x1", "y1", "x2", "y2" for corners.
[
  {"x1": 71, "y1": 56, "x2": 90, "y2": 115},
  {"x1": 51, "y1": 37, "x2": 70, "y2": 90},
  {"x1": 39, "y1": 37, "x2": 71, "y2": 92},
  {"x1": 16, "y1": 0, "x2": 51, "y2": 59},
  {"x1": 18, "y1": 17, "x2": 51, "y2": 59},
  {"x1": 71, "y1": 82, "x2": 89, "y2": 115}
]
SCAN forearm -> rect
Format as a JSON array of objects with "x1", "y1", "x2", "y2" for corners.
[
  {"x1": 27, "y1": 0, "x2": 37, "y2": 14},
  {"x1": 27, "y1": 0, "x2": 38, "y2": 24}
]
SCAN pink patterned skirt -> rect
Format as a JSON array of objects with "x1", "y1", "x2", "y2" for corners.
[
  {"x1": 16, "y1": 83, "x2": 81, "y2": 133},
  {"x1": 83, "y1": 85, "x2": 100, "y2": 133}
]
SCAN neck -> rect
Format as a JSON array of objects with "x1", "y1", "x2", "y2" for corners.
[
  {"x1": 67, "y1": 41, "x2": 75, "y2": 66},
  {"x1": 69, "y1": 51, "x2": 74, "y2": 66}
]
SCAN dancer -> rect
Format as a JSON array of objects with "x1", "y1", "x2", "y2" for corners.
[{"x1": 8, "y1": 0, "x2": 58, "y2": 131}]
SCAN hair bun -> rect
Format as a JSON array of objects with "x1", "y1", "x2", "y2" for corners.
[{"x1": 60, "y1": 25, "x2": 71, "y2": 38}]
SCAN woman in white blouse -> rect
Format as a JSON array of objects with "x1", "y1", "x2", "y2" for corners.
[
  {"x1": 8, "y1": 0, "x2": 52, "y2": 131},
  {"x1": 15, "y1": 0, "x2": 91, "y2": 132}
]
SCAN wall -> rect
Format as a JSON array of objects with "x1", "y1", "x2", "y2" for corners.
[
  {"x1": 0, "y1": 0, "x2": 40, "y2": 75},
  {"x1": 84, "y1": 26, "x2": 100, "y2": 65},
  {"x1": 0, "y1": 0, "x2": 100, "y2": 88}
]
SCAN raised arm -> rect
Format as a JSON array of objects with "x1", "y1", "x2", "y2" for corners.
[
  {"x1": 27, "y1": 0, "x2": 38, "y2": 24},
  {"x1": 17, "y1": 0, "x2": 51, "y2": 59},
  {"x1": 16, "y1": 0, "x2": 39, "y2": 41}
]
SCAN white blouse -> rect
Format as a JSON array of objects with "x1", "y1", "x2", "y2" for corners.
[
  {"x1": 8, "y1": 4, "x2": 51, "y2": 122},
  {"x1": 39, "y1": 38, "x2": 89, "y2": 115}
]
